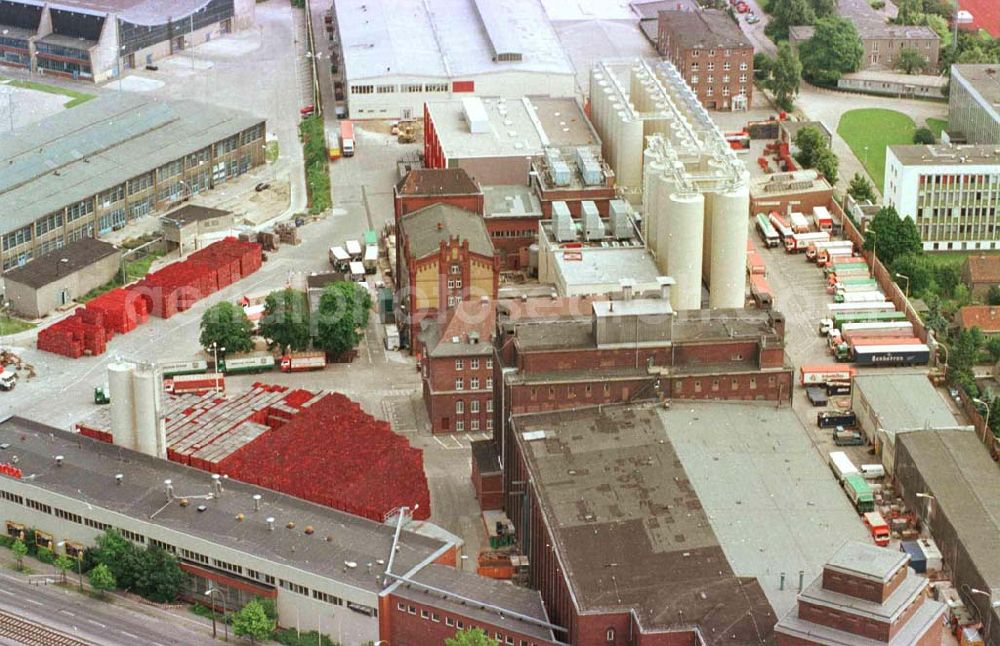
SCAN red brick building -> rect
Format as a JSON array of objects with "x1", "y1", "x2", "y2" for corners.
[
  {"x1": 420, "y1": 298, "x2": 497, "y2": 434},
  {"x1": 657, "y1": 9, "x2": 754, "y2": 111},
  {"x1": 397, "y1": 203, "x2": 500, "y2": 354},
  {"x1": 379, "y1": 564, "x2": 562, "y2": 645},
  {"x1": 504, "y1": 405, "x2": 776, "y2": 645},
  {"x1": 482, "y1": 185, "x2": 543, "y2": 271},
  {"x1": 775, "y1": 541, "x2": 945, "y2": 645},
  {"x1": 393, "y1": 168, "x2": 484, "y2": 221}
]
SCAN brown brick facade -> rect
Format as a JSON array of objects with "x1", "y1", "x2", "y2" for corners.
[
  {"x1": 423, "y1": 354, "x2": 495, "y2": 434},
  {"x1": 822, "y1": 564, "x2": 906, "y2": 604}
]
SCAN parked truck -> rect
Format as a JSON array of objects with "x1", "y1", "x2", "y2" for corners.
[
  {"x1": 755, "y1": 214, "x2": 781, "y2": 248},
  {"x1": 841, "y1": 321, "x2": 914, "y2": 337},
  {"x1": 339, "y1": 120, "x2": 355, "y2": 157},
  {"x1": 829, "y1": 451, "x2": 859, "y2": 483},
  {"x1": 785, "y1": 231, "x2": 830, "y2": 253},
  {"x1": 806, "y1": 240, "x2": 852, "y2": 262},
  {"x1": 826, "y1": 302, "x2": 897, "y2": 315},
  {"x1": 327, "y1": 130, "x2": 341, "y2": 160},
  {"x1": 863, "y1": 511, "x2": 890, "y2": 546},
  {"x1": 329, "y1": 246, "x2": 350, "y2": 270},
  {"x1": 384, "y1": 324, "x2": 400, "y2": 351},
  {"x1": 813, "y1": 206, "x2": 833, "y2": 232},
  {"x1": 834, "y1": 290, "x2": 886, "y2": 304},
  {"x1": 843, "y1": 474, "x2": 875, "y2": 513},
  {"x1": 165, "y1": 373, "x2": 224, "y2": 394},
  {"x1": 789, "y1": 211, "x2": 810, "y2": 233},
  {"x1": 768, "y1": 212, "x2": 793, "y2": 239},
  {"x1": 750, "y1": 274, "x2": 773, "y2": 309},
  {"x1": 0, "y1": 369, "x2": 16, "y2": 391},
  {"x1": 817, "y1": 247, "x2": 854, "y2": 267},
  {"x1": 160, "y1": 359, "x2": 210, "y2": 378},
  {"x1": 345, "y1": 239, "x2": 362, "y2": 260},
  {"x1": 852, "y1": 343, "x2": 930, "y2": 366},
  {"x1": 363, "y1": 245, "x2": 379, "y2": 274},
  {"x1": 217, "y1": 352, "x2": 275, "y2": 374},
  {"x1": 833, "y1": 426, "x2": 864, "y2": 446},
  {"x1": 818, "y1": 410, "x2": 857, "y2": 428},
  {"x1": 831, "y1": 311, "x2": 907, "y2": 329},
  {"x1": 280, "y1": 351, "x2": 326, "y2": 372},
  {"x1": 800, "y1": 363, "x2": 856, "y2": 386}
]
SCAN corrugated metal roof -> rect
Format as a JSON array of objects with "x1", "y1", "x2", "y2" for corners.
[{"x1": 0, "y1": 95, "x2": 263, "y2": 233}]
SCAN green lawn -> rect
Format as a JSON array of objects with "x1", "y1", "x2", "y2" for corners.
[
  {"x1": 266, "y1": 140, "x2": 280, "y2": 163},
  {"x1": 0, "y1": 315, "x2": 35, "y2": 335},
  {"x1": 926, "y1": 118, "x2": 948, "y2": 139},
  {"x1": 837, "y1": 109, "x2": 917, "y2": 192},
  {"x1": 0, "y1": 77, "x2": 95, "y2": 108}
]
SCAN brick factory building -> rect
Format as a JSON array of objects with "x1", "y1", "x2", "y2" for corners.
[
  {"x1": 749, "y1": 170, "x2": 835, "y2": 218},
  {"x1": 483, "y1": 185, "x2": 543, "y2": 271},
  {"x1": 504, "y1": 405, "x2": 777, "y2": 644},
  {"x1": 775, "y1": 541, "x2": 945, "y2": 644},
  {"x1": 420, "y1": 299, "x2": 497, "y2": 435},
  {"x1": 397, "y1": 203, "x2": 500, "y2": 353},
  {"x1": 656, "y1": 9, "x2": 754, "y2": 111},
  {"x1": 0, "y1": 95, "x2": 265, "y2": 272},
  {"x1": 0, "y1": 0, "x2": 255, "y2": 82},
  {"x1": 393, "y1": 168, "x2": 485, "y2": 222}
]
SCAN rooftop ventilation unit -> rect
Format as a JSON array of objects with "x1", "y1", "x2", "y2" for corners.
[
  {"x1": 582, "y1": 201, "x2": 604, "y2": 241},
  {"x1": 552, "y1": 201, "x2": 576, "y2": 242},
  {"x1": 608, "y1": 199, "x2": 632, "y2": 239},
  {"x1": 462, "y1": 97, "x2": 489, "y2": 134}
]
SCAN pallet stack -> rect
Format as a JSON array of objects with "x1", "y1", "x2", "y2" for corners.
[
  {"x1": 37, "y1": 311, "x2": 109, "y2": 358},
  {"x1": 86, "y1": 288, "x2": 149, "y2": 334}
]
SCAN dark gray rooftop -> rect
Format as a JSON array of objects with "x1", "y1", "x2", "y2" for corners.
[
  {"x1": 0, "y1": 95, "x2": 263, "y2": 235},
  {"x1": 888, "y1": 143, "x2": 1000, "y2": 166},
  {"x1": 825, "y1": 541, "x2": 908, "y2": 583},
  {"x1": 400, "y1": 203, "x2": 494, "y2": 259},
  {"x1": 658, "y1": 9, "x2": 752, "y2": 51},
  {"x1": 952, "y1": 65, "x2": 1000, "y2": 109},
  {"x1": 0, "y1": 416, "x2": 448, "y2": 592},
  {"x1": 790, "y1": 0, "x2": 938, "y2": 41},
  {"x1": 513, "y1": 405, "x2": 776, "y2": 641},
  {"x1": 162, "y1": 205, "x2": 231, "y2": 226},
  {"x1": 3, "y1": 238, "x2": 119, "y2": 289},
  {"x1": 393, "y1": 564, "x2": 556, "y2": 641},
  {"x1": 853, "y1": 374, "x2": 961, "y2": 431}
]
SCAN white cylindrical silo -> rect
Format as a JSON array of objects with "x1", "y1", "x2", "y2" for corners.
[
  {"x1": 108, "y1": 362, "x2": 135, "y2": 450},
  {"x1": 608, "y1": 102, "x2": 623, "y2": 170},
  {"x1": 702, "y1": 192, "x2": 714, "y2": 283},
  {"x1": 642, "y1": 149, "x2": 662, "y2": 245},
  {"x1": 708, "y1": 185, "x2": 750, "y2": 309},
  {"x1": 618, "y1": 116, "x2": 643, "y2": 189},
  {"x1": 653, "y1": 172, "x2": 676, "y2": 274},
  {"x1": 665, "y1": 192, "x2": 705, "y2": 311},
  {"x1": 133, "y1": 365, "x2": 162, "y2": 458}
]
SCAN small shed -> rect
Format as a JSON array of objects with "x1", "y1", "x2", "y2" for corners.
[
  {"x1": 160, "y1": 205, "x2": 234, "y2": 255},
  {"x1": 4, "y1": 238, "x2": 121, "y2": 318}
]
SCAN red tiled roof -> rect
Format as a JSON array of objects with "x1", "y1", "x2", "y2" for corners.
[
  {"x1": 395, "y1": 168, "x2": 481, "y2": 196},
  {"x1": 956, "y1": 306, "x2": 1000, "y2": 333},
  {"x1": 965, "y1": 256, "x2": 1000, "y2": 284},
  {"x1": 960, "y1": 0, "x2": 999, "y2": 37}
]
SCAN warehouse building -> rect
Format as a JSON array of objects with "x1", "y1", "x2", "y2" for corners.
[
  {"x1": 331, "y1": 0, "x2": 576, "y2": 120},
  {"x1": 504, "y1": 404, "x2": 779, "y2": 644},
  {"x1": 948, "y1": 65, "x2": 1000, "y2": 145},
  {"x1": 884, "y1": 144, "x2": 1000, "y2": 251},
  {"x1": 4, "y1": 238, "x2": 120, "y2": 318},
  {"x1": 0, "y1": 0, "x2": 255, "y2": 82},
  {"x1": 850, "y1": 374, "x2": 971, "y2": 475},
  {"x1": 894, "y1": 431, "x2": 1000, "y2": 646},
  {"x1": 0, "y1": 94, "x2": 265, "y2": 272}
]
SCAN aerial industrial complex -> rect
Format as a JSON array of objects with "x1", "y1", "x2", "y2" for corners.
[{"x1": 0, "y1": 0, "x2": 999, "y2": 645}]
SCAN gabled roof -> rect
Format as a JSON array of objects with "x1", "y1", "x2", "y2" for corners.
[
  {"x1": 955, "y1": 305, "x2": 1000, "y2": 333},
  {"x1": 428, "y1": 298, "x2": 495, "y2": 357},
  {"x1": 395, "y1": 168, "x2": 481, "y2": 198},
  {"x1": 400, "y1": 203, "x2": 494, "y2": 259},
  {"x1": 965, "y1": 255, "x2": 1000, "y2": 284}
]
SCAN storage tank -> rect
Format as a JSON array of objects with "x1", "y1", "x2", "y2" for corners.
[
  {"x1": 665, "y1": 192, "x2": 705, "y2": 311},
  {"x1": 132, "y1": 364, "x2": 164, "y2": 458},
  {"x1": 642, "y1": 149, "x2": 663, "y2": 245},
  {"x1": 617, "y1": 115, "x2": 644, "y2": 189},
  {"x1": 652, "y1": 172, "x2": 677, "y2": 275},
  {"x1": 528, "y1": 244, "x2": 539, "y2": 276},
  {"x1": 702, "y1": 192, "x2": 714, "y2": 283},
  {"x1": 708, "y1": 185, "x2": 750, "y2": 309},
  {"x1": 108, "y1": 362, "x2": 135, "y2": 450}
]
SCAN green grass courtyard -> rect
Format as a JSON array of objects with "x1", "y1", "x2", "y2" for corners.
[{"x1": 0, "y1": 77, "x2": 95, "y2": 108}]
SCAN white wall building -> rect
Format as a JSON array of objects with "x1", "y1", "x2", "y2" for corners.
[
  {"x1": 333, "y1": 0, "x2": 577, "y2": 120},
  {"x1": 884, "y1": 144, "x2": 1000, "y2": 251}
]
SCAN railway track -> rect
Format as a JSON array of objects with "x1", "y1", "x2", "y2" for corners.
[{"x1": 0, "y1": 609, "x2": 93, "y2": 646}]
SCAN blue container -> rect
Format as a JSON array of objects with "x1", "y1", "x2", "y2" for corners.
[{"x1": 900, "y1": 541, "x2": 926, "y2": 573}]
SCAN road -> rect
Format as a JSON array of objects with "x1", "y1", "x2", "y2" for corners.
[{"x1": 0, "y1": 572, "x2": 216, "y2": 645}]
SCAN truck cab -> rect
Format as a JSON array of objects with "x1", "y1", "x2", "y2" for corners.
[
  {"x1": 819, "y1": 318, "x2": 834, "y2": 336},
  {"x1": 0, "y1": 369, "x2": 16, "y2": 391},
  {"x1": 863, "y1": 511, "x2": 890, "y2": 546}
]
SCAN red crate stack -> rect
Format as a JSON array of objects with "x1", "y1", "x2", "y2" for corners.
[
  {"x1": 85, "y1": 288, "x2": 148, "y2": 335},
  {"x1": 218, "y1": 393, "x2": 431, "y2": 522},
  {"x1": 37, "y1": 312, "x2": 107, "y2": 357}
]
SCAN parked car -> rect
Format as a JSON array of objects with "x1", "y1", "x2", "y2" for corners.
[
  {"x1": 746, "y1": 12, "x2": 760, "y2": 23},
  {"x1": 300, "y1": 105, "x2": 316, "y2": 118},
  {"x1": 736, "y1": 2, "x2": 750, "y2": 13}
]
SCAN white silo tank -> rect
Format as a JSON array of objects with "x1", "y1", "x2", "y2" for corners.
[
  {"x1": 708, "y1": 185, "x2": 750, "y2": 309},
  {"x1": 618, "y1": 116, "x2": 643, "y2": 189},
  {"x1": 653, "y1": 172, "x2": 677, "y2": 274},
  {"x1": 642, "y1": 150, "x2": 662, "y2": 244},
  {"x1": 132, "y1": 365, "x2": 164, "y2": 458},
  {"x1": 702, "y1": 192, "x2": 714, "y2": 283},
  {"x1": 665, "y1": 192, "x2": 705, "y2": 311},
  {"x1": 108, "y1": 362, "x2": 135, "y2": 450}
]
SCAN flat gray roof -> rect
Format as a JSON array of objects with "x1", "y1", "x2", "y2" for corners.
[
  {"x1": 661, "y1": 402, "x2": 869, "y2": 618},
  {"x1": 0, "y1": 416, "x2": 448, "y2": 593},
  {"x1": 825, "y1": 541, "x2": 908, "y2": 583},
  {"x1": 897, "y1": 431, "x2": 1000, "y2": 588},
  {"x1": 43, "y1": 0, "x2": 221, "y2": 26},
  {"x1": 483, "y1": 185, "x2": 542, "y2": 218},
  {"x1": 888, "y1": 143, "x2": 1000, "y2": 166},
  {"x1": 853, "y1": 374, "x2": 959, "y2": 431},
  {"x1": 513, "y1": 405, "x2": 777, "y2": 639},
  {"x1": 0, "y1": 94, "x2": 263, "y2": 235},
  {"x1": 334, "y1": 0, "x2": 573, "y2": 81},
  {"x1": 952, "y1": 65, "x2": 1000, "y2": 113}
]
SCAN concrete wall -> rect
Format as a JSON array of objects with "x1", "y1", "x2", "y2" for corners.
[{"x1": 7, "y1": 250, "x2": 121, "y2": 319}]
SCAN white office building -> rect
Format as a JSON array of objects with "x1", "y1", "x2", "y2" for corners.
[
  {"x1": 332, "y1": 0, "x2": 576, "y2": 120},
  {"x1": 884, "y1": 144, "x2": 1000, "y2": 251}
]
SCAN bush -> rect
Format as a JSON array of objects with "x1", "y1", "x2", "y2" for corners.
[
  {"x1": 299, "y1": 115, "x2": 332, "y2": 215},
  {"x1": 0, "y1": 535, "x2": 13, "y2": 548},
  {"x1": 274, "y1": 628, "x2": 338, "y2": 646},
  {"x1": 912, "y1": 127, "x2": 935, "y2": 144},
  {"x1": 36, "y1": 547, "x2": 55, "y2": 565}
]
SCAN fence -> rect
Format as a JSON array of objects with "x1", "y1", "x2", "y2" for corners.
[{"x1": 955, "y1": 389, "x2": 1000, "y2": 461}]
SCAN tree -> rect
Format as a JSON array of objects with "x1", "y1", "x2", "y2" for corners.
[
  {"x1": 800, "y1": 18, "x2": 863, "y2": 84},
  {"x1": 55, "y1": 554, "x2": 75, "y2": 584},
  {"x1": 770, "y1": 42, "x2": 803, "y2": 111},
  {"x1": 88, "y1": 563, "x2": 116, "y2": 599},
  {"x1": 863, "y1": 205, "x2": 923, "y2": 267},
  {"x1": 199, "y1": 301, "x2": 254, "y2": 355},
  {"x1": 893, "y1": 0, "x2": 922, "y2": 23},
  {"x1": 91, "y1": 529, "x2": 140, "y2": 591},
  {"x1": 793, "y1": 126, "x2": 827, "y2": 169},
  {"x1": 986, "y1": 336, "x2": 1000, "y2": 363},
  {"x1": 232, "y1": 599, "x2": 275, "y2": 645},
  {"x1": 952, "y1": 326, "x2": 985, "y2": 377},
  {"x1": 754, "y1": 52, "x2": 774, "y2": 81},
  {"x1": 847, "y1": 173, "x2": 877, "y2": 204},
  {"x1": 314, "y1": 282, "x2": 372, "y2": 358},
  {"x1": 11, "y1": 539, "x2": 27, "y2": 571},
  {"x1": 987, "y1": 285, "x2": 1000, "y2": 306},
  {"x1": 810, "y1": 0, "x2": 837, "y2": 18},
  {"x1": 446, "y1": 628, "x2": 500, "y2": 646},
  {"x1": 765, "y1": 0, "x2": 816, "y2": 41},
  {"x1": 897, "y1": 47, "x2": 928, "y2": 74},
  {"x1": 814, "y1": 147, "x2": 839, "y2": 184},
  {"x1": 912, "y1": 126, "x2": 935, "y2": 144},
  {"x1": 258, "y1": 289, "x2": 311, "y2": 352},
  {"x1": 132, "y1": 547, "x2": 187, "y2": 603},
  {"x1": 890, "y1": 252, "x2": 935, "y2": 295}
]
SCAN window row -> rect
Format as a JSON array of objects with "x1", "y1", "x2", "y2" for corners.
[
  {"x1": 454, "y1": 377, "x2": 492, "y2": 391},
  {"x1": 454, "y1": 358, "x2": 493, "y2": 371},
  {"x1": 454, "y1": 418, "x2": 491, "y2": 432},
  {"x1": 455, "y1": 399, "x2": 493, "y2": 414},
  {"x1": 352, "y1": 83, "x2": 449, "y2": 95},
  {"x1": 395, "y1": 602, "x2": 531, "y2": 645}
]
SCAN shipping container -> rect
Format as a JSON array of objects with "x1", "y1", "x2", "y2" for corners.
[
  {"x1": 829, "y1": 451, "x2": 859, "y2": 482},
  {"x1": 852, "y1": 343, "x2": 930, "y2": 366},
  {"x1": 280, "y1": 351, "x2": 326, "y2": 372},
  {"x1": 800, "y1": 363, "x2": 857, "y2": 386},
  {"x1": 900, "y1": 541, "x2": 926, "y2": 573},
  {"x1": 818, "y1": 410, "x2": 857, "y2": 428},
  {"x1": 849, "y1": 336, "x2": 923, "y2": 348},
  {"x1": 379, "y1": 287, "x2": 395, "y2": 324},
  {"x1": 345, "y1": 239, "x2": 362, "y2": 258},
  {"x1": 160, "y1": 359, "x2": 209, "y2": 378},
  {"x1": 746, "y1": 249, "x2": 766, "y2": 276},
  {"x1": 917, "y1": 538, "x2": 942, "y2": 573},
  {"x1": 843, "y1": 473, "x2": 875, "y2": 512},
  {"x1": 826, "y1": 302, "x2": 896, "y2": 314},
  {"x1": 363, "y1": 245, "x2": 379, "y2": 273},
  {"x1": 826, "y1": 381, "x2": 852, "y2": 396},
  {"x1": 363, "y1": 230, "x2": 377, "y2": 247},
  {"x1": 863, "y1": 511, "x2": 890, "y2": 546},
  {"x1": 806, "y1": 240, "x2": 852, "y2": 261},
  {"x1": 817, "y1": 247, "x2": 854, "y2": 267},
  {"x1": 384, "y1": 324, "x2": 400, "y2": 351},
  {"x1": 824, "y1": 260, "x2": 868, "y2": 276}
]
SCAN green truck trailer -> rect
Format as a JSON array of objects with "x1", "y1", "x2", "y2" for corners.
[
  {"x1": 832, "y1": 311, "x2": 907, "y2": 330},
  {"x1": 843, "y1": 473, "x2": 875, "y2": 513}
]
